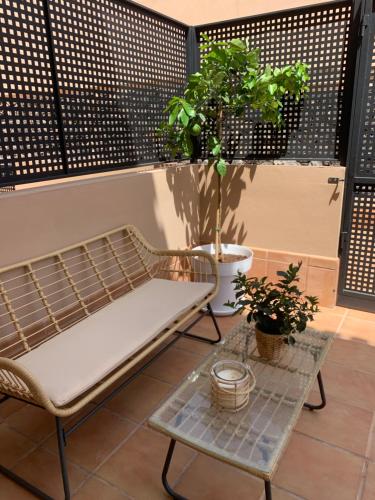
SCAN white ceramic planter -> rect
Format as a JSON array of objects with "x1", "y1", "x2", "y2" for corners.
[{"x1": 193, "y1": 243, "x2": 253, "y2": 316}]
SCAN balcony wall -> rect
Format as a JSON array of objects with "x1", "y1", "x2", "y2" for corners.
[
  {"x1": 0, "y1": 165, "x2": 200, "y2": 268},
  {"x1": 0, "y1": 162, "x2": 344, "y2": 305},
  {"x1": 200, "y1": 163, "x2": 346, "y2": 306},
  {"x1": 200, "y1": 163, "x2": 345, "y2": 258}
]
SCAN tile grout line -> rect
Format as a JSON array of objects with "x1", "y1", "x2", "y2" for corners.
[
  {"x1": 70, "y1": 418, "x2": 142, "y2": 496},
  {"x1": 336, "y1": 307, "x2": 349, "y2": 334},
  {"x1": 73, "y1": 473, "x2": 135, "y2": 499},
  {"x1": 356, "y1": 410, "x2": 375, "y2": 500},
  {"x1": 327, "y1": 358, "x2": 375, "y2": 380},
  {"x1": 294, "y1": 428, "x2": 369, "y2": 461},
  {"x1": 341, "y1": 314, "x2": 375, "y2": 327},
  {"x1": 1, "y1": 403, "x2": 141, "y2": 496},
  {"x1": 259, "y1": 483, "x2": 307, "y2": 500},
  {"x1": 171, "y1": 448, "x2": 199, "y2": 490},
  {"x1": 365, "y1": 412, "x2": 375, "y2": 461},
  {"x1": 3, "y1": 419, "x2": 57, "y2": 447}
]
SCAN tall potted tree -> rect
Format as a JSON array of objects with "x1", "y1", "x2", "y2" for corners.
[{"x1": 158, "y1": 36, "x2": 309, "y2": 314}]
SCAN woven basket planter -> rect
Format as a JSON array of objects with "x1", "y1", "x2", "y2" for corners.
[{"x1": 255, "y1": 325, "x2": 286, "y2": 361}]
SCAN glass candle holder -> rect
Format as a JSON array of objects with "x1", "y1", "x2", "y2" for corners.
[{"x1": 210, "y1": 359, "x2": 255, "y2": 412}]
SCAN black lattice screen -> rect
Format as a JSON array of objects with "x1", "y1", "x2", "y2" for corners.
[
  {"x1": 339, "y1": 1, "x2": 375, "y2": 311},
  {"x1": 357, "y1": 33, "x2": 375, "y2": 178},
  {"x1": 0, "y1": 0, "x2": 187, "y2": 185},
  {"x1": 344, "y1": 184, "x2": 375, "y2": 295},
  {"x1": 197, "y1": 2, "x2": 352, "y2": 160},
  {"x1": 0, "y1": 0, "x2": 64, "y2": 183},
  {"x1": 0, "y1": 0, "x2": 367, "y2": 186},
  {"x1": 48, "y1": 0, "x2": 187, "y2": 172}
]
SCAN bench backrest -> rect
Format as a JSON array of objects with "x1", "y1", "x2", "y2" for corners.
[{"x1": 0, "y1": 225, "x2": 158, "y2": 359}]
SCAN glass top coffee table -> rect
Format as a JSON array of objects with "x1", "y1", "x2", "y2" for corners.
[{"x1": 149, "y1": 319, "x2": 333, "y2": 500}]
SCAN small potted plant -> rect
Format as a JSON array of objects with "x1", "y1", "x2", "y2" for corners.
[{"x1": 227, "y1": 262, "x2": 319, "y2": 360}]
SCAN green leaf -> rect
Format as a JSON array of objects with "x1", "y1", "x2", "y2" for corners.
[
  {"x1": 168, "y1": 105, "x2": 179, "y2": 126},
  {"x1": 182, "y1": 100, "x2": 196, "y2": 118},
  {"x1": 230, "y1": 38, "x2": 247, "y2": 50},
  {"x1": 216, "y1": 158, "x2": 227, "y2": 176},
  {"x1": 179, "y1": 109, "x2": 189, "y2": 127},
  {"x1": 212, "y1": 143, "x2": 221, "y2": 156},
  {"x1": 268, "y1": 83, "x2": 278, "y2": 95}
]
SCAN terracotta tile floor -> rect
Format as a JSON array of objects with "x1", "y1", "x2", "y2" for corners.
[{"x1": 0, "y1": 306, "x2": 375, "y2": 499}]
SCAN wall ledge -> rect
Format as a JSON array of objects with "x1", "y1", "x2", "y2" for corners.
[{"x1": 0, "y1": 162, "x2": 192, "y2": 198}]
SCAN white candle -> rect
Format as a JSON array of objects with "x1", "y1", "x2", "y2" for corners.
[
  {"x1": 217, "y1": 368, "x2": 243, "y2": 382},
  {"x1": 211, "y1": 360, "x2": 252, "y2": 411}
]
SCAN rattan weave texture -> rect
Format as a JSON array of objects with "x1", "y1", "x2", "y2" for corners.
[{"x1": 0, "y1": 225, "x2": 218, "y2": 416}]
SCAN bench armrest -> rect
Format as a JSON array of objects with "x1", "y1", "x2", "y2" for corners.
[
  {"x1": 128, "y1": 226, "x2": 219, "y2": 293},
  {"x1": 0, "y1": 357, "x2": 53, "y2": 411},
  {"x1": 152, "y1": 249, "x2": 219, "y2": 292}
]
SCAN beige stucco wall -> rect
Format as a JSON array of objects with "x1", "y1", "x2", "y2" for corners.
[
  {"x1": 0, "y1": 166, "x2": 200, "y2": 268},
  {"x1": 200, "y1": 164, "x2": 346, "y2": 258},
  {"x1": 0, "y1": 163, "x2": 344, "y2": 270},
  {"x1": 136, "y1": 0, "x2": 333, "y2": 25}
]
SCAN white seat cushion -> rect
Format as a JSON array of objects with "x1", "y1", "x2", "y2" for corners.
[{"x1": 17, "y1": 278, "x2": 214, "y2": 407}]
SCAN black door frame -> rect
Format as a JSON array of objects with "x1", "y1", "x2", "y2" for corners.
[{"x1": 337, "y1": 0, "x2": 375, "y2": 312}]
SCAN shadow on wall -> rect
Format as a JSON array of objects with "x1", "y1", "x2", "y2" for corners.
[
  {"x1": 166, "y1": 165, "x2": 201, "y2": 247},
  {"x1": 199, "y1": 164, "x2": 256, "y2": 246}
]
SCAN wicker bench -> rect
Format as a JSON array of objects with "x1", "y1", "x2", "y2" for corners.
[{"x1": 0, "y1": 224, "x2": 221, "y2": 499}]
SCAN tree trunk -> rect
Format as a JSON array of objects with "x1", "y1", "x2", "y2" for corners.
[
  {"x1": 215, "y1": 106, "x2": 224, "y2": 262},
  {"x1": 215, "y1": 173, "x2": 223, "y2": 262}
]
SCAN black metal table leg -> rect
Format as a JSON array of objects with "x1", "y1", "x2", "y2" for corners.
[
  {"x1": 265, "y1": 480, "x2": 272, "y2": 500},
  {"x1": 304, "y1": 371, "x2": 326, "y2": 410},
  {"x1": 56, "y1": 417, "x2": 70, "y2": 500},
  {"x1": 162, "y1": 439, "x2": 187, "y2": 500}
]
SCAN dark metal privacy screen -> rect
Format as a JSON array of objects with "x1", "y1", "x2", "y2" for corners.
[
  {"x1": 0, "y1": 0, "x2": 187, "y2": 185},
  {"x1": 0, "y1": 0, "x2": 364, "y2": 186},
  {"x1": 356, "y1": 30, "x2": 375, "y2": 178},
  {"x1": 0, "y1": 0, "x2": 65, "y2": 183},
  {"x1": 196, "y1": 1, "x2": 353, "y2": 161},
  {"x1": 344, "y1": 184, "x2": 375, "y2": 297},
  {"x1": 48, "y1": 0, "x2": 187, "y2": 173},
  {"x1": 338, "y1": 0, "x2": 375, "y2": 312}
]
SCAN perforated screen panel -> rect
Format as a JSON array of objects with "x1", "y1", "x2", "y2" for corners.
[
  {"x1": 340, "y1": 8, "x2": 375, "y2": 308},
  {"x1": 343, "y1": 184, "x2": 375, "y2": 296},
  {"x1": 0, "y1": 0, "x2": 64, "y2": 183},
  {"x1": 357, "y1": 32, "x2": 375, "y2": 178},
  {"x1": 197, "y1": 1, "x2": 352, "y2": 160},
  {"x1": 48, "y1": 0, "x2": 187, "y2": 172}
]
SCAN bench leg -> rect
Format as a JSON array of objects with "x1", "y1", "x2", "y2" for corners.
[
  {"x1": 304, "y1": 371, "x2": 326, "y2": 411},
  {"x1": 178, "y1": 303, "x2": 222, "y2": 345},
  {"x1": 161, "y1": 439, "x2": 187, "y2": 500},
  {"x1": 0, "y1": 463, "x2": 53, "y2": 500},
  {"x1": 56, "y1": 417, "x2": 71, "y2": 500},
  {"x1": 0, "y1": 417, "x2": 69, "y2": 500}
]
